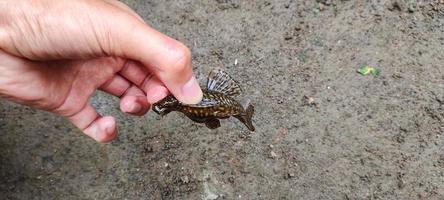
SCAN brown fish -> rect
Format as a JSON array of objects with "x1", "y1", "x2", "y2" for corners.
[{"x1": 152, "y1": 69, "x2": 255, "y2": 131}]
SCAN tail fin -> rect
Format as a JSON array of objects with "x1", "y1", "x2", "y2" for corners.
[{"x1": 237, "y1": 104, "x2": 255, "y2": 131}]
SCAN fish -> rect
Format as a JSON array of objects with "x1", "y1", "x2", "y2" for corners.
[{"x1": 152, "y1": 69, "x2": 255, "y2": 131}]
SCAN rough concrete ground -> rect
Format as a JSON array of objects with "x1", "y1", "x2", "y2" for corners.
[{"x1": 1, "y1": 0, "x2": 444, "y2": 199}]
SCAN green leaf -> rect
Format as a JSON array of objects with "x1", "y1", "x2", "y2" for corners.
[{"x1": 357, "y1": 66, "x2": 380, "y2": 76}]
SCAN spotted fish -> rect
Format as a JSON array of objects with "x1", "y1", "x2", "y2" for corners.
[{"x1": 152, "y1": 69, "x2": 255, "y2": 131}]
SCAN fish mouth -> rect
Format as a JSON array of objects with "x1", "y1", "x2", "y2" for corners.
[{"x1": 152, "y1": 105, "x2": 165, "y2": 115}]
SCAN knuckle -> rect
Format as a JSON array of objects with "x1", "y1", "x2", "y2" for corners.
[{"x1": 168, "y1": 44, "x2": 191, "y2": 74}]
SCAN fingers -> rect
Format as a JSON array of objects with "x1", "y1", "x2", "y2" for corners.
[
  {"x1": 119, "y1": 60, "x2": 169, "y2": 104},
  {"x1": 67, "y1": 103, "x2": 117, "y2": 143},
  {"x1": 141, "y1": 74, "x2": 169, "y2": 104},
  {"x1": 116, "y1": 21, "x2": 203, "y2": 104},
  {"x1": 99, "y1": 74, "x2": 149, "y2": 115},
  {"x1": 100, "y1": 74, "x2": 131, "y2": 97},
  {"x1": 119, "y1": 86, "x2": 150, "y2": 116},
  {"x1": 118, "y1": 60, "x2": 149, "y2": 88}
]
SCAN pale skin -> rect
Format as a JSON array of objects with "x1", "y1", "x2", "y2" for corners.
[{"x1": 0, "y1": 0, "x2": 203, "y2": 142}]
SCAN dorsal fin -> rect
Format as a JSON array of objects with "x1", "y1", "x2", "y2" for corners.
[{"x1": 206, "y1": 69, "x2": 242, "y2": 96}]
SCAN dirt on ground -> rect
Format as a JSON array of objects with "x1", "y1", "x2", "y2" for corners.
[{"x1": 1, "y1": 0, "x2": 444, "y2": 199}]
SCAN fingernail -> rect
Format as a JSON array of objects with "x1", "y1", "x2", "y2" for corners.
[
  {"x1": 104, "y1": 123, "x2": 114, "y2": 136},
  {"x1": 181, "y1": 76, "x2": 203, "y2": 104},
  {"x1": 101, "y1": 117, "x2": 116, "y2": 141}
]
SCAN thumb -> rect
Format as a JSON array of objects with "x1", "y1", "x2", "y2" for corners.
[{"x1": 112, "y1": 19, "x2": 203, "y2": 104}]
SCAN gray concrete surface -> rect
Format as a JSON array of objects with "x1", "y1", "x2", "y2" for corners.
[{"x1": 1, "y1": 0, "x2": 444, "y2": 199}]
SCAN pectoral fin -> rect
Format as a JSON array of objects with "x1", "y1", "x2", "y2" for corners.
[{"x1": 205, "y1": 118, "x2": 221, "y2": 129}]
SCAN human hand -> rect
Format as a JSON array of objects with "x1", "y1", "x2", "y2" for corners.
[{"x1": 0, "y1": 0, "x2": 203, "y2": 142}]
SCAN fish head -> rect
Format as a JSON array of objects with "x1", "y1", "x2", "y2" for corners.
[{"x1": 152, "y1": 95, "x2": 179, "y2": 116}]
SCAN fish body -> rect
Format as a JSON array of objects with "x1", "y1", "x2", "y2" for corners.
[{"x1": 152, "y1": 69, "x2": 255, "y2": 131}]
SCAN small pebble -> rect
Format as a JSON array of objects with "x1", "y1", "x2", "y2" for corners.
[
  {"x1": 270, "y1": 151, "x2": 278, "y2": 158},
  {"x1": 181, "y1": 176, "x2": 190, "y2": 183}
]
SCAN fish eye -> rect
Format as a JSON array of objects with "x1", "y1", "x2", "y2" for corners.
[{"x1": 153, "y1": 105, "x2": 164, "y2": 114}]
